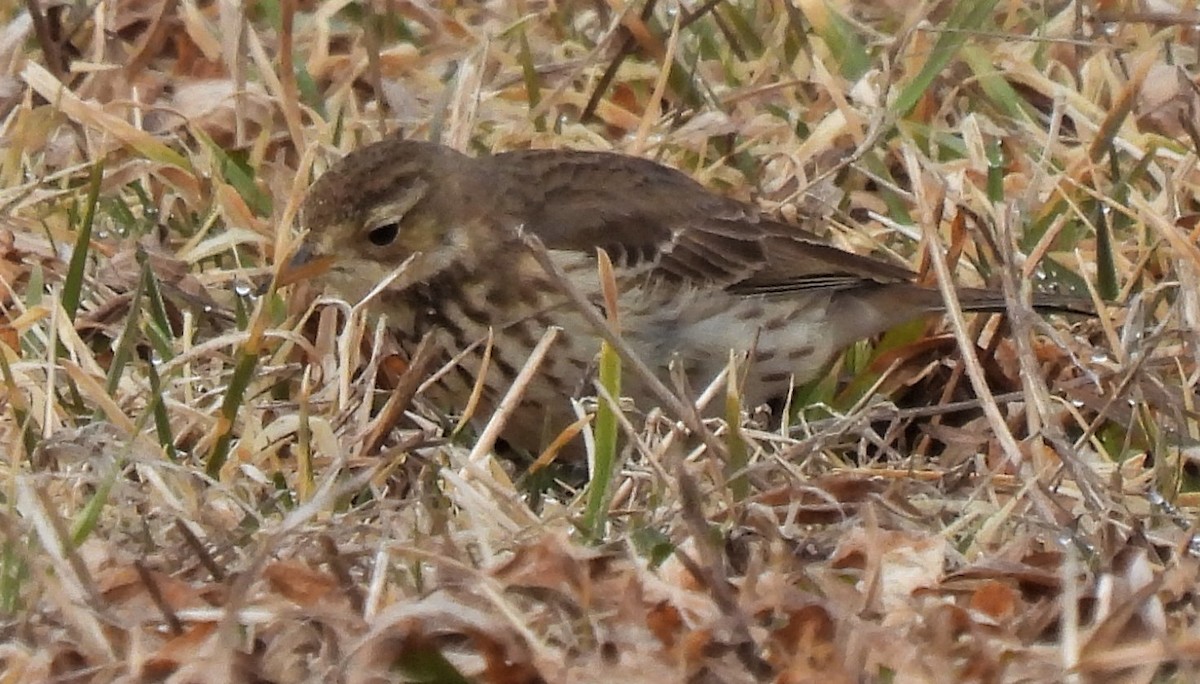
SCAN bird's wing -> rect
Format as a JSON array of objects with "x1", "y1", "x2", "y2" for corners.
[
  {"x1": 493, "y1": 149, "x2": 917, "y2": 294},
  {"x1": 727, "y1": 223, "x2": 920, "y2": 295}
]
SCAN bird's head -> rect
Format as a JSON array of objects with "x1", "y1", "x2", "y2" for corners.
[{"x1": 285, "y1": 138, "x2": 492, "y2": 304}]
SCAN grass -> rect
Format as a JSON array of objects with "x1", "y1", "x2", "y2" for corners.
[{"x1": 1, "y1": 1, "x2": 1198, "y2": 681}]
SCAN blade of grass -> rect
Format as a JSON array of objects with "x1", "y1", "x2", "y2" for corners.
[
  {"x1": 583, "y1": 248, "x2": 621, "y2": 542},
  {"x1": 197, "y1": 131, "x2": 273, "y2": 217},
  {"x1": 205, "y1": 347, "x2": 261, "y2": 478},
  {"x1": 986, "y1": 137, "x2": 1005, "y2": 202},
  {"x1": 145, "y1": 357, "x2": 179, "y2": 462},
  {"x1": 516, "y1": 27, "x2": 546, "y2": 132},
  {"x1": 0, "y1": 535, "x2": 28, "y2": 612},
  {"x1": 801, "y1": 2, "x2": 870, "y2": 80},
  {"x1": 23, "y1": 63, "x2": 191, "y2": 169},
  {"x1": 70, "y1": 410, "x2": 157, "y2": 546},
  {"x1": 722, "y1": 355, "x2": 748, "y2": 501},
  {"x1": 703, "y1": 1, "x2": 756, "y2": 59},
  {"x1": 0, "y1": 344, "x2": 36, "y2": 460},
  {"x1": 102, "y1": 255, "x2": 149, "y2": 401},
  {"x1": 581, "y1": 0, "x2": 660, "y2": 123},
  {"x1": 136, "y1": 250, "x2": 177, "y2": 364},
  {"x1": 69, "y1": 457, "x2": 121, "y2": 547},
  {"x1": 395, "y1": 644, "x2": 472, "y2": 684},
  {"x1": 206, "y1": 287, "x2": 274, "y2": 477},
  {"x1": 892, "y1": 0, "x2": 1001, "y2": 117},
  {"x1": 961, "y1": 44, "x2": 1031, "y2": 122},
  {"x1": 61, "y1": 162, "x2": 103, "y2": 323},
  {"x1": 1099, "y1": 144, "x2": 1155, "y2": 301}
]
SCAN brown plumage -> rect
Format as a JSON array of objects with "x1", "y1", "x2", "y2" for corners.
[{"x1": 294, "y1": 137, "x2": 1087, "y2": 453}]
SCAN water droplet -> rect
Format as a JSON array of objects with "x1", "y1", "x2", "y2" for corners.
[
  {"x1": 1071, "y1": 399, "x2": 1085, "y2": 408},
  {"x1": 1090, "y1": 352, "x2": 1109, "y2": 363},
  {"x1": 233, "y1": 282, "x2": 253, "y2": 297}
]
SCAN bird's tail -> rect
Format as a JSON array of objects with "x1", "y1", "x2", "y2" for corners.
[
  {"x1": 954, "y1": 287, "x2": 1096, "y2": 316},
  {"x1": 828, "y1": 283, "x2": 1096, "y2": 350}
]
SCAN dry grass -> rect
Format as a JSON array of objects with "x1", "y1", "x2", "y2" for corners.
[{"x1": 2, "y1": 1, "x2": 1199, "y2": 682}]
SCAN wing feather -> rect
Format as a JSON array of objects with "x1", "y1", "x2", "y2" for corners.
[{"x1": 492, "y1": 149, "x2": 915, "y2": 295}]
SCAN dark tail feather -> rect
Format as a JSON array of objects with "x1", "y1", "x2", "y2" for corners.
[
  {"x1": 955, "y1": 287, "x2": 1097, "y2": 316},
  {"x1": 830, "y1": 283, "x2": 1098, "y2": 353}
]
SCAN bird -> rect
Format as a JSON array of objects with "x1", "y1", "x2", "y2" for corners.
[{"x1": 290, "y1": 136, "x2": 1089, "y2": 454}]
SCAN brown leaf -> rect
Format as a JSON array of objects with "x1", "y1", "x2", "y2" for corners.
[
  {"x1": 263, "y1": 561, "x2": 339, "y2": 607},
  {"x1": 768, "y1": 603, "x2": 854, "y2": 683},
  {"x1": 490, "y1": 532, "x2": 608, "y2": 603},
  {"x1": 968, "y1": 580, "x2": 1020, "y2": 622},
  {"x1": 646, "y1": 600, "x2": 684, "y2": 648},
  {"x1": 142, "y1": 622, "x2": 218, "y2": 680}
]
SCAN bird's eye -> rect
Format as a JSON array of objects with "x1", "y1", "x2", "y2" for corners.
[{"x1": 367, "y1": 222, "x2": 400, "y2": 247}]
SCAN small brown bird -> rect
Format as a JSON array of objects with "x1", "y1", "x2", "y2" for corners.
[{"x1": 293, "y1": 137, "x2": 1085, "y2": 452}]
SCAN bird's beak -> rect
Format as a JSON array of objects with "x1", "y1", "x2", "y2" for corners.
[{"x1": 277, "y1": 241, "x2": 336, "y2": 287}]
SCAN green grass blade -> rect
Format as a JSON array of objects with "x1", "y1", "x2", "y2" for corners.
[
  {"x1": 723, "y1": 366, "x2": 748, "y2": 501},
  {"x1": 583, "y1": 249, "x2": 623, "y2": 542},
  {"x1": 394, "y1": 644, "x2": 472, "y2": 684},
  {"x1": 815, "y1": 8, "x2": 870, "y2": 80},
  {"x1": 206, "y1": 349, "x2": 260, "y2": 478},
  {"x1": 145, "y1": 358, "x2": 179, "y2": 462},
  {"x1": 0, "y1": 339, "x2": 36, "y2": 459},
  {"x1": 69, "y1": 463, "x2": 120, "y2": 547},
  {"x1": 892, "y1": 0, "x2": 1001, "y2": 117},
  {"x1": 103, "y1": 258, "x2": 148, "y2": 399},
  {"x1": 961, "y1": 44, "x2": 1030, "y2": 122},
  {"x1": 0, "y1": 538, "x2": 28, "y2": 612},
  {"x1": 136, "y1": 250, "x2": 177, "y2": 364},
  {"x1": 583, "y1": 338, "x2": 621, "y2": 541},
  {"x1": 517, "y1": 28, "x2": 545, "y2": 132},
  {"x1": 61, "y1": 163, "x2": 104, "y2": 322}
]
